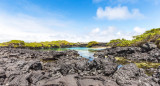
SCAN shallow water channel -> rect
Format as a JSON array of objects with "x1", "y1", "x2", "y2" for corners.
[{"x1": 43, "y1": 47, "x2": 106, "y2": 61}]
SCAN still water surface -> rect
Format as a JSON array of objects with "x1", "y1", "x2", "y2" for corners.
[{"x1": 44, "y1": 47, "x2": 106, "y2": 60}]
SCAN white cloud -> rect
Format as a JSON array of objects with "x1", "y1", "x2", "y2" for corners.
[
  {"x1": 0, "y1": 11, "x2": 147, "y2": 43},
  {"x1": 117, "y1": 32, "x2": 121, "y2": 35},
  {"x1": 0, "y1": 12, "x2": 148, "y2": 42},
  {"x1": 0, "y1": 0, "x2": 149, "y2": 43},
  {"x1": 96, "y1": 6, "x2": 143, "y2": 20},
  {"x1": 100, "y1": 26, "x2": 116, "y2": 35},
  {"x1": 133, "y1": 27, "x2": 146, "y2": 34},
  {"x1": 91, "y1": 28, "x2": 100, "y2": 34},
  {"x1": 87, "y1": 26, "x2": 126, "y2": 42},
  {"x1": 0, "y1": 13, "x2": 78, "y2": 42},
  {"x1": 85, "y1": 26, "x2": 147, "y2": 42},
  {"x1": 0, "y1": 12, "x2": 148, "y2": 43}
]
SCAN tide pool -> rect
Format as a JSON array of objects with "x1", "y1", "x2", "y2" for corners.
[{"x1": 43, "y1": 47, "x2": 106, "y2": 60}]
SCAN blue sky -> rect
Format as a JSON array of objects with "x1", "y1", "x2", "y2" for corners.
[{"x1": 0, "y1": 0, "x2": 160, "y2": 42}]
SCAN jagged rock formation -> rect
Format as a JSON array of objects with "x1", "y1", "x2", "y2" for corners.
[{"x1": 0, "y1": 45, "x2": 160, "y2": 86}]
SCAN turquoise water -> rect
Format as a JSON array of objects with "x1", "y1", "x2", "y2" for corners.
[{"x1": 44, "y1": 47, "x2": 106, "y2": 60}]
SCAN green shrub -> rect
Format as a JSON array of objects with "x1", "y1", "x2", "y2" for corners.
[
  {"x1": 0, "y1": 40, "x2": 75, "y2": 48},
  {"x1": 40, "y1": 41, "x2": 52, "y2": 48},
  {"x1": 106, "y1": 39, "x2": 132, "y2": 47},
  {"x1": 25, "y1": 42, "x2": 42, "y2": 48},
  {"x1": 0, "y1": 43, "x2": 6, "y2": 47},
  {"x1": 6, "y1": 40, "x2": 25, "y2": 47},
  {"x1": 86, "y1": 41, "x2": 98, "y2": 47},
  {"x1": 51, "y1": 41, "x2": 60, "y2": 48},
  {"x1": 107, "y1": 28, "x2": 160, "y2": 48}
]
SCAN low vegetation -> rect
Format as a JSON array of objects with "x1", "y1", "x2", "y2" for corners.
[
  {"x1": 0, "y1": 40, "x2": 76, "y2": 48},
  {"x1": 106, "y1": 39, "x2": 132, "y2": 47},
  {"x1": 86, "y1": 41, "x2": 98, "y2": 47},
  {"x1": 0, "y1": 40, "x2": 100, "y2": 48},
  {"x1": 107, "y1": 28, "x2": 160, "y2": 48},
  {"x1": 0, "y1": 40, "x2": 25, "y2": 47},
  {"x1": 0, "y1": 28, "x2": 159, "y2": 49},
  {"x1": 135, "y1": 62, "x2": 160, "y2": 69},
  {"x1": 115, "y1": 57, "x2": 130, "y2": 65}
]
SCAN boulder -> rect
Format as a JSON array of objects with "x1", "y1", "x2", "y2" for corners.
[
  {"x1": 113, "y1": 63, "x2": 159, "y2": 86},
  {"x1": 88, "y1": 58, "x2": 118, "y2": 76},
  {"x1": 5, "y1": 73, "x2": 30, "y2": 86},
  {"x1": 28, "y1": 61, "x2": 42, "y2": 71},
  {"x1": 27, "y1": 71, "x2": 47, "y2": 85},
  {"x1": 0, "y1": 67, "x2": 6, "y2": 85},
  {"x1": 75, "y1": 60, "x2": 89, "y2": 71},
  {"x1": 58, "y1": 64, "x2": 76, "y2": 75},
  {"x1": 36, "y1": 75, "x2": 77, "y2": 86},
  {"x1": 103, "y1": 63, "x2": 118, "y2": 76},
  {"x1": 141, "y1": 42, "x2": 157, "y2": 51},
  {"x1": 0, "y1": 67, "x2": 6, "y2": 78},
  {"x1": 76, "y1": 76, "x2": 118, "y2": 86},
  {"x1": 152, "y1": 66, "x2": 160, "y2": 84}
]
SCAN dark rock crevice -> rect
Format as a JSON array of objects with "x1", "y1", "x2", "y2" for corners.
[{"x1": 0, "y1": 45, "x2": 160, "y2": 86}]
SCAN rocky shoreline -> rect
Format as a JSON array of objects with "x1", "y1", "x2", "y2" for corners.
[{"x1": 0, "y1": 42, "x2": 160, "y2": 86}]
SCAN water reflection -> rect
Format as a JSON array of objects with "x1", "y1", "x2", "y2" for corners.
[{"x1": 43, "y1": 47, "x2": 106, "y2": 60}]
